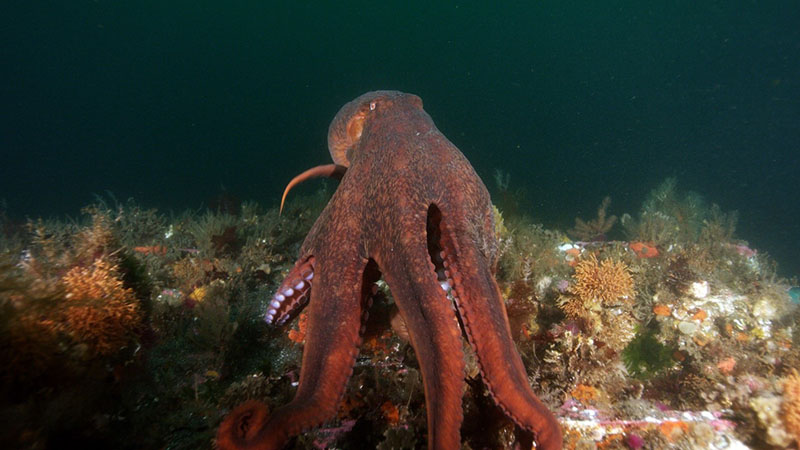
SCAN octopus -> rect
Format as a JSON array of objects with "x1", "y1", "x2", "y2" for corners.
[{"x1": 217, "y1": 91, "x2": 562, "y2": 449}]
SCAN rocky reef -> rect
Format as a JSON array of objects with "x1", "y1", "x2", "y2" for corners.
[{"x1": 0, "y1": 179, "x2": 797, "y2": 449}]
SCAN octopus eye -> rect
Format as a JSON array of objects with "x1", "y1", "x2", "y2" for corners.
[
  {"x1": 369, "y1": 101, "x2": 377, "y2": 111},
  {"x1": 346, "y1": 113, "x2": 365, "y2": 143}
]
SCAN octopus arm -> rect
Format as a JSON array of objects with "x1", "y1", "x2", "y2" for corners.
[
  {"x1": 377, "y1": 213, "x2": 466, "y2": 450},
  {"x1": 434, "y1": 204, "x2": 564, "y2": 450},
  {"x1": 218, "y1": 248, "x2": 375, "y2": 450},
  {"x1": 264, "y1": 256, "x2": 315, "y2": 326}
]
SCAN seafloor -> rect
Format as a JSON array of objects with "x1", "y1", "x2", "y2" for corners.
[{"x1": 1, "y1": 178, "x2": 798, "y2": 449}]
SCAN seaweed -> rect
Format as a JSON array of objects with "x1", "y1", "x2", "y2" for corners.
[
  {"x1": 622, "y1": 326, "x2": 675, "y2": 379},
  {"x1": 621, "y1": 178, "x2": 709, "y2": 245},
  {"x1": 2, "y1": 175, "x2": 798, "y2": 448},
  {"x1": 496, "y1": 215, "x2": 567, "y2": 283},
  {"x1": 568, "y1": 196, "x2": 618, "y2": 241}
]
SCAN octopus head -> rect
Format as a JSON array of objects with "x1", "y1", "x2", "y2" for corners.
[{"x1": 327, "y1": 90, "x2": 423, "y2": 167}]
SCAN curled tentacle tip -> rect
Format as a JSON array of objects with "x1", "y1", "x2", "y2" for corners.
[
  {"x1": 279, "y1": 184, "x2": 293, "y2": 216},
  {"x1": 216, "y1": 400, "x2": 270, "y2": 450},
  {"x1": 278, "y1": 191, "x2": 293, "y2": 217},
  {"x1": 278, "y1": 164, "x2": 347, "y2": 216}
]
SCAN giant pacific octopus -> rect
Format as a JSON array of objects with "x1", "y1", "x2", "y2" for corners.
[{"x1": 217, "y1": 91, "x2": 562, "y2": 449}]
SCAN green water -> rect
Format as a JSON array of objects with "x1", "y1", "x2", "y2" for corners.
[{"x1": 1, "y1": 1, "x2": 798, "y2": 275}]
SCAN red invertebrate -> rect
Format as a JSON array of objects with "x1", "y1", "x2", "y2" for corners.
[{"x1": 218, "y1": 91, "x2": 561, "y2": 449}]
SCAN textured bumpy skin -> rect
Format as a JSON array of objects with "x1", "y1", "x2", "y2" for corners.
[{"x1": 217, "y1": 91, "x2": 562, "y2": 450}]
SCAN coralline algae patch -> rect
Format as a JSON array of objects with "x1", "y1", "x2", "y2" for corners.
[
  {"x1": 560, "y1": 409, "x2": 746, "y2": 449},
  {"x1": 652, "y1": 286, "x2": 791, "y2": 351},
  {"x1": 543, "y1": 200, "x2": 797, "y2": 449}
]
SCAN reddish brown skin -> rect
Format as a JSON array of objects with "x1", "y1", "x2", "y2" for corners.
[{"x1": 217, "y1": 91, "x2": 562, "y2": 449}]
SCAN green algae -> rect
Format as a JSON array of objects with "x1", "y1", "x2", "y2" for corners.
[{"x1": 622, "y1": 327, "x2": 676, "y2": 380}]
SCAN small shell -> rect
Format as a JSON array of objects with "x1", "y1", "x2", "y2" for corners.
[
  {"x1": 678, "y1": 321, "x2": 698, "y2": 335},
  {"x1": 690, "y1": 281, "x2": 709, "y2": 299}
]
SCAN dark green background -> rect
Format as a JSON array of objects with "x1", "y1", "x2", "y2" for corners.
[{"x1": 2, "y1": 1, "x2": 798, "y2": 276}]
